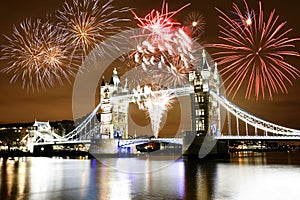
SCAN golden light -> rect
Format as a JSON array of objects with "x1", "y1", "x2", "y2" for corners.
[
  {"x1": 245, "y1": 17, "x2": 252, "y2": 26},
  {"x1": 192, "y1": 21, "x2": 198, "y2": 27}
]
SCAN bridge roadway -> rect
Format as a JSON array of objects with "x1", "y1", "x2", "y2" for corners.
[
  {"x1": 31, "y1": 135, "x2": 300, "y2": 148},
  {"x1": 115, "y1": 135, "x2": 300, "y2": 148},
  {"x1": 120, "y1": 135, "x2": 300, "y2": 145},
  {"x1": 215, "y1": 135, "x2": 300, "y2": 141}
]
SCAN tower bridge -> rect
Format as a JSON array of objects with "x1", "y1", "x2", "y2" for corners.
[{"x1": 20, "y1": 51, "x2": 300, "y2": 157}]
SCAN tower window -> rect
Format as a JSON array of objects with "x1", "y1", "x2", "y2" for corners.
[
  {"x1": 195, "y1": 95, "x2": 205, "y2": 103},
  {"x1": 196, "y1": 118, "x2": 205, "y2": 131},
  {"x1": 195, "y1": 108, "x2": 205, "y2": 116}
]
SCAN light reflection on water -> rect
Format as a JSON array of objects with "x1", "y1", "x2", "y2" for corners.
[{"x1": 0, "y1": 152, "x2": 300, "y2": 200}]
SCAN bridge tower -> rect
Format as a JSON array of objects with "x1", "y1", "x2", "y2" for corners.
[
  {"x1": 99, "y1": 68, "x2": 129, "y2": 139},
  {"x1": 27, "y1": 120, "x2": 54, "y2": 152},
  {"x1": 99, "y1": 76, "x2": 113, "y2": 139},
  {"x1": 184, "y1": 50, "x2": 225, "y2": 157}
]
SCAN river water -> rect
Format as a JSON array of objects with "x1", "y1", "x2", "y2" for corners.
[{"x1": 1, "y1": 151, "x2": 300, "y2": 200}]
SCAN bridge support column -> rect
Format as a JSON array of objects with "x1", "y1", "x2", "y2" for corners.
[
  {"x1": 183, "y1": 133, "x2": 229, "y2": 159},
  {"x1": 236, "y1": 117, "x2": 239, "y2": 136},
  {"x1": 89, "y1": 139, "x2": 119, "y2": 155},
  {"x1": 215, "y1": 140, "x2": 230, "y2": 158},
  {"x1": 33, "y1": 145, "x2": 53, "y2": 156},
  {"x1": 227, "y1": 111, "x2": 232, "y2": 136},
  {"x1": 27, "y1": 143, "x2": 34, "y2": 153}
]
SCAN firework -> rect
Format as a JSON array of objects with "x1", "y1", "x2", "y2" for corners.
[
  {"x1": 114, "y1": 27, "x2": 196, "y2": 90},
  {"x1": 1, "y1": 19, "x2": 77, "y2": 91},
  {"x1": 117, "y1": 26, "x2": 201, "y2": 91},
  {"x1": 120, "y1": 57, "x2": 190, "y2": 90},
  {"x1": 230, "y1": 1, "x2": 255, "y2": 29},
  {"x1": 131, "y1": 1, "x2": 190, "y2": 42},
  {"x1": 183, "y1": 11, "x2": 205, "y2": 38},
  {"x1": 119, "y1": 31, "x2": 196, "y2": 90},
  {"x1": 120, "y1": 64, "x2": 155, "y2": 90},
  {"x1": 129, "y1": 1, "x2": 197, "y2": 73},
  {"x1": 132, "y1": 85, "x2": 174, "y2": 138},
  {"x1": 208, "y1": 0, "x2": 300, "y2": 100},
  {"x1": 56, "y1": 0, "x2": 129, "y2": 58},
  {"x1": 158, "y1": 61, "x2": 190, "y2": 88}
]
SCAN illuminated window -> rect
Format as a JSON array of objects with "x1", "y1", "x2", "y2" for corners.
[
  {"x1": 196, "y1": 118, "x2": 205, "y2": 131},
  {"x1": 195, "y1": 95, "x2": 200, "y2": 102},
  {"x1": 200, "y1": 96, "x2": 205, "y2": 102},
  {"x1": 201, "y1": 109, "x2": 205, "y2": 115},
  {"x1": 195, "y1": 95, "x2": 205, "y2": 103},
  {"x1": 195, "y1": 108, "x2": 205, "y2": 116}
]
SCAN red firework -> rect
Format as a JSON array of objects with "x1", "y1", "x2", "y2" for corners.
[
  {"x1": 131, "y1": 0, "x2": 190, "y2": 41},
  {"x1": 128, "y1": 1, "x2": 196, "y2": 76},
  {"x1": 209, "y1": 0, "x2": 300, "y2": 100}
]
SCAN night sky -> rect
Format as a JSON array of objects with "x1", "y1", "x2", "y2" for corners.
[{"x1": 0, "y1": 0, "x2": 299, "y2": 132}]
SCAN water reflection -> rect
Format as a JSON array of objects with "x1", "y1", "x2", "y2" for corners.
[
  {"x1": 0, "y1": 152, "x2": 300, "y2": 200},
  {"x1": 231, "y1": 151, "x2": 300, "y2": 165},
  {"x1": 184, "y1": 159, "x2": 217, "y2": 200},
  {"x1": 0, "y1": 157, "x2": 29, "y2": 200},
  {"x1": 96, "y1": 157, "x2": 186, "y2": 199}
]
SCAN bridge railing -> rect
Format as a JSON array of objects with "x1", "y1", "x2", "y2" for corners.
[
  {"x1": 63, "y1": 103, "x2": 102, "y2": 141},
  {"x1": 210, "y1": 90, "x2": 300, "y2": 137}
]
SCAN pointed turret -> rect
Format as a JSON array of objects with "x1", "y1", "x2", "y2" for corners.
[
  {"x1": 112, "y1": 68, "x2": 120, "y2": 87},
  {"x1": 200, "y1": 50, "x2": 211, "y2": 92},
  {"x1": 109, "y1": 68, "x2": 121, "y2": 93},
  {"x1": 201, "y1": 50, "x2": 211, "y2": 80},
  {"x1": 213, "y1": 62, "x2": 220, "y2": 84}
]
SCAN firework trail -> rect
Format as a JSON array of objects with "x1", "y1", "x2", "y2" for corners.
[
  {"x1": 56, "y1": 0, "x2": 130, "y2": 59},
  {"x1": 208, "y1": 0, "x2": 300, "y2": 100},
  {"x1": 121, "y1": 57, "x2": 190, "y2": 90},
  {"x1": 119, "y1": 63, "x2": 156, "y2": 90},
  {"x1": 1, "y1": 19, "x2": 78, "y2": 91},
  {"x1": 158, "y1": 64, "x2": 190, "y2": 87},
  {"x1": 132, "y1": 85, "x2": 174, "y2": 138}
]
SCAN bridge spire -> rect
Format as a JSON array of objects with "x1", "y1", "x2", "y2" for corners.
[
  {"x1": 200, "y1": 50, "x2": 211, "y2": 91},
  {"x1": 213, "y1": 63, "x2": 219, "y2": 82}
]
